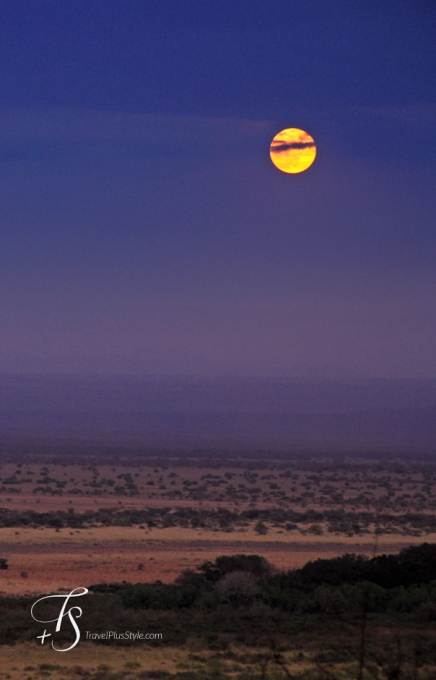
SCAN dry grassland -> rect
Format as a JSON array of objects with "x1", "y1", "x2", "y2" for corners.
[
  {"x1": 0, "y1": 524, "x2": 432, "y2": 596},
  {"x1": 0, "y1": 642, "x2": 364, "y2": 680},
  {"x1": 0, "y1": 458, "x2": 435, "y2": 594},
  {"x1": 1, "y1": 459, "x2": 435, "y2": 513},
  {"x1": 1, "y1": 457, "x2": 436, "y2": 679}
]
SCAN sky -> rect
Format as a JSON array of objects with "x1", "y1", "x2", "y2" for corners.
[{"x1": 1, "y1": 0, "x2": 436, "y2": 378}]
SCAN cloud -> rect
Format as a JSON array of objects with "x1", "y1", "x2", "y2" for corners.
[
  {"x1": 0, "y1": 107, "x2": 273, "y2": 159},
  {"x1": 271, "y1": 141, "x2": 315, "y2": 152}
]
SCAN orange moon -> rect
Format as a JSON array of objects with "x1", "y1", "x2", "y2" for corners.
[{"x1": 270, "y1": 128, "x2": 316, "y2": 173}]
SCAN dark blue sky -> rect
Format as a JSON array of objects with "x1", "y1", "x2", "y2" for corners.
[{"x1": 1, "y1": 0, "x2": 435, "y2": 377}]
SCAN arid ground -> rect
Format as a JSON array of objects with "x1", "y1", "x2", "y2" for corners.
[
  {"x1": 2, "y1": 524, "x2": 433, "y2": 596},
  {"x1": 0, "y1": 456, "x2": 435, "y2": 595}
]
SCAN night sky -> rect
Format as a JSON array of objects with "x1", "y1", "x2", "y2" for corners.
[{"x1": 1, "y1": 0, "x2": 436, "y2": 377}]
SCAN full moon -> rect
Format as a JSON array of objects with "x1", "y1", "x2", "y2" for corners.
[{"x1": 270, "y1": 128, "x2": 316, "y2": 173}]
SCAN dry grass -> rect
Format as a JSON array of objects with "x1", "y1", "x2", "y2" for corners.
[
  {"x1": 0, "y1": 641, "x2": 184, "y2": 676},
  {"x1": 2, "y1": 524, "x2": 436, "y2": 546},
  {"x1": 0, "y1": 459, "x2": 434, "y2": 513},
  {"x1": 0, "y1": 524, "x2": 432, "y2": 596},
  {"x1": 0, "y1": 641, "x2": 354, "y2": 680},
  {"x1": 0, "y1": 458, "x2": 435, "y2": 595},
  {"x1": 1, "y1": 458, "x2": 435, "y2": 677}
]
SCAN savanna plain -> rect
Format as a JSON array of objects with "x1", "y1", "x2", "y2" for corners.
[{"x1": 1, "y1": 448, "x2": 436, "y2": 680}]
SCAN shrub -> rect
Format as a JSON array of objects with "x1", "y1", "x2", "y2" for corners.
[
  {"x1": 216, "y1": 571, "x2": 260, "y2": 607},
  {"x1": 199, "y1": 554, "x2": 273, "y2": 583}
]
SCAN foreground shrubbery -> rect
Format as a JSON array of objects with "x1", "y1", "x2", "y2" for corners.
[
  {"x1": 89, "y1": 544, "x2": 436, "y2": 617},
  {"x1": 2, "y1": 544, "x2": 436, "y2": 652}
]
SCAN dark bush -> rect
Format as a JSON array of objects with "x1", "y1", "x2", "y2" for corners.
[{"x1": 198, "y1": 554, "x2": 273, "y2": 583}]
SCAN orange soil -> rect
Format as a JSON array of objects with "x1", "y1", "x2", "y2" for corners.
[{"x1": 0, "y1": 525, "x2": 430, "y2": 596}]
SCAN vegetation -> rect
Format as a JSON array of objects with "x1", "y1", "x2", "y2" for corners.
[
  {"x1": 2, "y1": 548, "x2": 436, "y2": 677},
  {"x1": 2, "y1": 451, "x2": 436, "y2": 677},
  {"x1": 1, "y1": 505, "x2": 436, "y2": 536},
  {"x1": 84, "y1": 543, "x2": 436, "y2": 616},
  {"x1": 2, "y1": 546, "x2": 436, "y2": 644}
]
